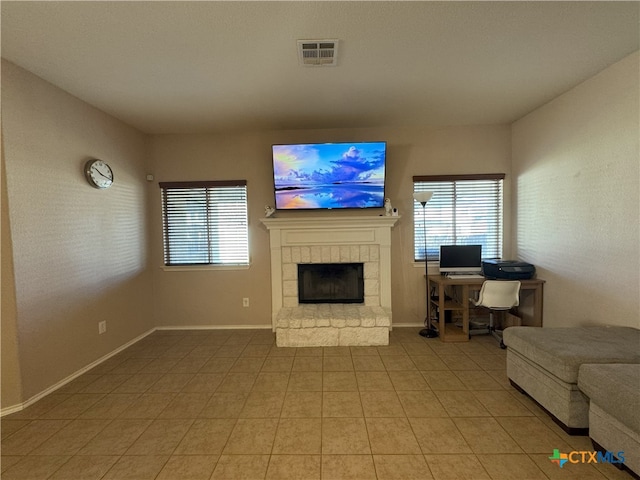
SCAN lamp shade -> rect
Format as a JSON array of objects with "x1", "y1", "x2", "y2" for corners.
[{"x1": 413, "y1": 191, "x2": 433, "y2": 205}]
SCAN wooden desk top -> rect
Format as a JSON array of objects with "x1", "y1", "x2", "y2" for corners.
[{"x1": 427, "y1": 275, "x2": 545, "y2": 287}]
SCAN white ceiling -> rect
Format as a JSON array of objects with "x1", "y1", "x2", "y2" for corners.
[{"x1": 2, "y1": 1, "x2": 638, "y2": 134}]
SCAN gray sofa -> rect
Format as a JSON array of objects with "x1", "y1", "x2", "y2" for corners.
[
  {"x1": 578, "y1": 363, "x2": 640, "y2": 477},
  {"x1": 503, "y1": 326, "x2": 640, "y2": 433}
]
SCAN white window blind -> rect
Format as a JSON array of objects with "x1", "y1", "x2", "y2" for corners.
[
  {"x1": 413, "y1": 174, "x2": 504, "y2": 261},
  {"x1": 160, "y1": 180, "x2": 249, "y2": 266}
]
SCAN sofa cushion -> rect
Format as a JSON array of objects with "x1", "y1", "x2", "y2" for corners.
[
  {"x1": 578, "y1": 363, "x2": 640, "y2": 433},
  {"x1": 503, "y1": 326, "x2": 640, "y2": 384}
]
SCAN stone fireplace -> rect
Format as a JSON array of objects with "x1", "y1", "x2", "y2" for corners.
[{"x1": 260, "y1": 215, "x2": 399, "y2": 346}]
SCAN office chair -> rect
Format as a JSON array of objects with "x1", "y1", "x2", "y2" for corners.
[{"x1": 469, "y1": 280, "x2": 521, "y2": 348}]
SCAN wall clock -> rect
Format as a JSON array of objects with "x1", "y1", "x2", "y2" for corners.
[{"x1": 84, "y1": 159, "x2": 114, "y2": 189}]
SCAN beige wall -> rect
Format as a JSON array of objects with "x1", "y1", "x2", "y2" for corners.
[
  {"x1": 512, "y1": 52, "x2": 639, "y2": 328},
  {"x1": 149, "y1": 126, "x2": 512, "y2": 328},
  {"x1": 1, "y1": 61, "x2": 154, "y2": 401},
  {"x1": 1, "y1": 140, "x2": 23, "y2": 408}
]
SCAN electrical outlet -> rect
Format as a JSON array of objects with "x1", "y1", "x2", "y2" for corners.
[
  {"x1": 98, "y1": 321, "x2": 107, "y2": 334},
  {"x1": 242, "y1": 298, "x2": 249, "y2": 307}
]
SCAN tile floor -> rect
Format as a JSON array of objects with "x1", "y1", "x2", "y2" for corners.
[{"x1": 1, "y1": 328, "x2": 634, "y2": 480}]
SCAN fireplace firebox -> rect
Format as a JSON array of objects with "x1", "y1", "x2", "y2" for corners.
[{"x1": 298, "y1": 263, "x2": 364, "y2": 304}]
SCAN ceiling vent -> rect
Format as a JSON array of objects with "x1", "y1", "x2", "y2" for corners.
[{"x1": 297, "y1": 39, "x2": 339, "y2": 67}]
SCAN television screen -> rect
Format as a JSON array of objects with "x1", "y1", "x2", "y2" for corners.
[
  {"x1": 439, "y1": 245, "x2": 482, "y2": 274},
  {"x1": 272, "y1": 142, "x2": 386, "y2": 210}
]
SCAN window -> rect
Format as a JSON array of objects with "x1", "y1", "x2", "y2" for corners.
[
  {"x1": 413, "y1": 174, "x2": 504, "y2": 261},
  {"x1": 160, "y1": 180, "x2": 249, "y2": 266}
]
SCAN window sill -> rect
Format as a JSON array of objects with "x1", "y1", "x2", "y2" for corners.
[{"x1": 160, "y1": 264, "x2": 250, "y2": 272}]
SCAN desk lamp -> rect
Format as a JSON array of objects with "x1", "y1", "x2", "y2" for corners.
[{"x1": 414, "y1": 191, "x2": 438, "y2": 338}]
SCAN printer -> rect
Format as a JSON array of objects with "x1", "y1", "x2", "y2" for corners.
[{"x1": 482, "y1": 259, "x2": 536, "y2": 280}]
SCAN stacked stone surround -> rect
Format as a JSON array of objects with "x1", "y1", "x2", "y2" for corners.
[{"x1": 260, "y1": 216, "x2": 399, "y2": 347}]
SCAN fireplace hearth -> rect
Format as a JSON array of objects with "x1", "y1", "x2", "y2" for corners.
[{"x1": 298, "y1": 263, "x2": 364, "y2": 304}]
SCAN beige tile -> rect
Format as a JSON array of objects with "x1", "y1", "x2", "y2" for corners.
[
  {"x1": 400, "y1": 343, "x2": 437, "y2": 355},
  {"x1": 223, "y1": 418, "x2": 278, "y2": 454},
  {"x1": 350, "y1": 346, "x2": 381, "y2": 356},
  {"x1": 397, "y1": 390, "x2": 448, "y2": 417},
  {"x1": 409, "y1": 417, "x2": 472, "y2": 454},
  {"x1": 146, "y1": 373, "x2": 195, "y2": 393},
  {"x1": 199, "y1": 392, "x2": 247, "y2": 419},
  {"x1": 388, "y1": 370, "x2": 430, "y2": 390},
  {"x1": 181, "y1": 373, "x2": 225, "y2": 393},
  {"x1": 78, "y1": 418, "x2": 152, "y2": 455},
  {"x1": 292, "y1": 356, "x2": 323, "y2": 372},
  {"x1": 497, "y1": 417, "x2": 573, "y2": 453},
  {"x1": 287, "y1": 372, "x2": 323, "y2": 391},
  {"x1": 261, "y1": 356, "x2": 294, "y2": 372},
  {"x1": 366, "y1": 417, "x2": 421, "y2": 454},
  {"x1": 421, "y1": 370, "x2": 467, "y2": 390},
  {"x1": 434, "y1": 390, "x2": 491, "y2": 417},
  {"x1": 252, "y1": 372, "x2": 290, "y2": 391},
  {"x1": 472, "y1": 390, "x2": 536, "y2": 417},
  {"x1": 466, "y1": 353, "x2": 507, "y2": 371},
  {"x1": 323, "y1": 391, "x2": 363, "y2": 417},
  {"x1": 373, "y1": 454, "x2": 432, "y2": 480},
  {"x1": 38, "y1": 394, "x2": 105, "y2": 419},
  {"x1": 0, "y1": 456, "x2": 21, "y2": 473},
  {"x1": 168, "y1": 355, "x2": 209, "y2": 373},
  {"x1": 528, "y1": 453, "x2": 609, "y2": 480},
  {"x1": 108, "y1": 357, "x2": 154, "y2": 375},
  {"x1": 322, "y1": 417, "x2": 371, "y2": 454},
  {"x1": 137, "y1": 357, "x2": 180, "y2": 374},
  {"x1": 30, "y1": 418, "x2": 109, "y2": 455},
  {"x1": 266, "y1": 454, "x2": 321, "y2": 480},
  {"x1": 322, "y1": 346, "x2": 351, "y2": 356},
  {"x1": 323, "y1": 371, "x2": 358, "y2": 391},
  {"x1": 211, "y1": 454, "x2": 270, "y2": 480},
  {"x1": 118, "y1": 393, "x2": 176, "y2": 419},
  {"x1": 0, "y1": 419, "x2": 70, "y2": 455},
  {"x1": 157, "y1": 392, "x2": 210, "y2": 418},
  {"x1": 240, "y1": 344, "x2": 272, "y2": 357},
  {"x1": 239, "y1": 391, "x2": 285, "y2": 418},
  {"x1": 173, "y1": 418, "x2": 236, "y2": 455},
  {"x1": 280, "y1": 391, "x2": 322, "y2": 418},
  {"x1": 111, "y1": 373, "x2": 164, "y2": 394},
  {"x1": 381, "y1": 355, "x2": 417, "y2": 371},
  {"x1": 4, "y1": 394, "x2": 69, "y2": 420},
  {"x1": 200, "y1": 357, "x2": 236, "y2": 373},
  {"x1": 355, "y1": 371, "x2": 394, "y2": 391},
  {"x1": 438, "y1": 354, "x2": 482, "y2": 371},
  {"x1": 272, "y1": 418, "x2": 322, "y2": 454},
  {"x1": 360, "y1": 391, "x2": 405, "y2": 417},
  {"x1": 269, "y1": 346, "x2": 297, "y2": 357},
  {"x1": 102, "y1": 455, "x2": 169, "y2": 480},
  {"x1": 424, "y1": 454, "x2": 490, "y2": 480},
  {"x1": 321, "y1": 454, "x2": 376, "y2": 480},
  {"x1": 453, "y1": 417, "x2": 522, "y2": 454},
  {"x1": 454, "y1": 370, "x2": 504, "y2": 390},
  {"x1": 352, "y1": 355, "x2": 386, "y2": 371},
  {"x1": 156, "y1": 455, "x2": 218, "y2": 480},
  {"x1": 323, "y1": 356, "x2": 355, "y2": 371},
  {"x1": 78, "y1": 393, "x2": 140, "y2": 419},
  {"x1": 126, "y1": 419, "x2": 194, "y2": 455},
  {"x1": 216, "y1": 373, "x2": 257, "y2": 393},
  {"x1": 410, "y1": 354, "x2": 449, "y2": 371},
  {"x1": 478, "y1": 453, "x2": 547, "y2": 479},
  {"x1": 1, "y1": 455, "x2": 71, "y2": 480},
  {"x1": 295, "y1": 346, "x2": 323, "y2": 356},
  {"x1": 79, "y1": 374, "x2": 132, "y2": 393},
  {"x1": 215, "y1": 345, "x2": 246, "y2": 357},
  {"x1": 0, "y1": 420, "x2": 30, "y2": 440},
  {"x1": 230, "y1": 356, "x2": 265, "y2": 373},
  {"x1": 49, "y1": 455, "x2": 120, "y2": 480},
  {"x1": 189, "y1": 345, "x2": 223, "y2": 357},
  {"x1": 377, "y1": 345, "x2": 407, "y2": 356}
]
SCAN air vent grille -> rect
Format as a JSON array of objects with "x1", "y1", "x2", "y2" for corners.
[{"x1": 297, "y1": 39, "x2": 339, "y2": 66}]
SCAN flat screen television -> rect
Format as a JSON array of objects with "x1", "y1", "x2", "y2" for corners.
[
  {"x1": 272, "y1": 142, "x2": 386, "y2": 210},
  {"x1": 439, "y1": 245, "x2": 482, "y2": 274}
]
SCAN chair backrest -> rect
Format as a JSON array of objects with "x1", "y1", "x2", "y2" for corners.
[{"x1": 475, "y1": 280, "x2": 521, "y2": 310}]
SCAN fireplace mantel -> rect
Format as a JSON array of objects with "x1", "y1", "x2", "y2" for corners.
[{"x1": 260, "y1": 215, "x2": 400, "y2": 336}]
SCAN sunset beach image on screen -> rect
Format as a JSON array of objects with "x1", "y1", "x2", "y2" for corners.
[{"x1": 272, "y1": 142, "x2": 386, "y2": 209}]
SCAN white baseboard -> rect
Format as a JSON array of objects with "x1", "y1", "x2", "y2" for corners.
[
  {"x1": 155, "y1": 324, "x2": 272, "y2": 331},
  {"x1": 0, "y1": 328, "x2": 155, "y2": 417}
]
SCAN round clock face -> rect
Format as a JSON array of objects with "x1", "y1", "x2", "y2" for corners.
[{"x1": 84, "y1": 159, "x2": 113, "y2": 189}]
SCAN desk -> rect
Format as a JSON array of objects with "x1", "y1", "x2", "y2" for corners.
[{"x1": 426, "y1": 275, "x2": 545, "y2": 343}]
